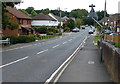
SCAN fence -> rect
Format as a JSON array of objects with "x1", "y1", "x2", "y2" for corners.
[
  {"x1": 104, "y1": 34, "x2": 120, "y2": 43},
  {"x1": 0, "y1": 38, "x2": 10, "y2": 44},
  {"x1": 98, "y1": 41, "x2": 120, "y2": 84}
]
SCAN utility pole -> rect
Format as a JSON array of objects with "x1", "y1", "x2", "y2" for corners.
[{"x1": 103, "y1": 0, "x2": 107, "y2": 35}]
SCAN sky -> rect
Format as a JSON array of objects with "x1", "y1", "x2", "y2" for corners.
[{"x1": 15, "y1": 0, "x2": 120, "y2": 14}]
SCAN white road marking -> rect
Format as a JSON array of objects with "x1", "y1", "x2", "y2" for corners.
[
  {"x1": 63, "y1": 42, "x2": 67, "y2": 44},
  {"x1": 88, "y1": 61, "x2": 95, "y2": 64},
  {"x1": 34, "y1": 44, "x2": 37, "y2": 46},
  {"x1": 52, "y1": 45, "x2": 59, "y2": 48},
  {"x1": 45, "y1": 36, "x2": 88, "y2": 83},
  {"x1": 37, "y1": 49, "x2": 48, "y2": 54},
  {"x1": 2, "y1": 45, "x2": 33, "y2": 52},
  {"x1": 68, "y1": 39, "x2": 72, "y2": 42},
  {"x1": 0, "y1": 56, "x2": 29, "y2": 68}
]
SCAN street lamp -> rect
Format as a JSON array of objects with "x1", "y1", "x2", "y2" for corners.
[{"x1": 88, "y1": 4, "x2": 103, "y2": 62}]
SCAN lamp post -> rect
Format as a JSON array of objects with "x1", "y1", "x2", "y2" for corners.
[{"x1": 88, "y1": 4, "x2": 103, "y2": 62}]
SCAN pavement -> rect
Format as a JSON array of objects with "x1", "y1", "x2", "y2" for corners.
[{"x1": 58, "y1": 35, "x2": 114, "y2": 83}]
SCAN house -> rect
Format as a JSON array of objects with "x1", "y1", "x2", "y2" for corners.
[
  {"x1": 32, "y1": 13, "x2": 57, "y2": 27},
  {"x1": 99, "y1": 14, "x2": 120, "y2": 32},
  {"x1": 2, "y1": 7, "x2": 35, "y2": 36},
  {"x1": 48, "y1": 13, "x2": 63, "y2": 27}
]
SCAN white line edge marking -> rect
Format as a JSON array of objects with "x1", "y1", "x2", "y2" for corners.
[
  {"x1": 2, "y1": 45, "x2": 33, "y2": 52},
  {"x1": 0, "y1": 56, "x2": 29, "y2": 68},
  {"x1": 45, "y1": 36, "x2": 88, "y2": 83},
  {"x1": 37, "y1": 49, "x2": 48, "y2": 54},
  {"x1": 52, "y1": 45, "x2": 59, "y2": 48}
]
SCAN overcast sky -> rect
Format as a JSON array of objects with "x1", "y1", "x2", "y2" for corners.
[{"x1": 15, "y1": 0, "x2": 120, "y2": 14}]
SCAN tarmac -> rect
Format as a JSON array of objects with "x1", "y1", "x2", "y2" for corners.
[{"x1": 57, "y1": 35, "x2": 114, "y2": 83}]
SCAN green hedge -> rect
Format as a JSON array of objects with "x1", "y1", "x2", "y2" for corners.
[{"x1": 2, "y1": 35, "x2": 35, "y2": 44}]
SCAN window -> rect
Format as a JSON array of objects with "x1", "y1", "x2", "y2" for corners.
[
  {"x1": 18, "y1": 19, "x2": 23, "y2": 24},
  {"x1": 27, "y1": 20, "x2": 31, "y2": 24}
]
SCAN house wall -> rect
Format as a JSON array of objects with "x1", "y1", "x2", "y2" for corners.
[
  {"x1": 2, "y1": 13, "x2": 32, "y2": 36},
  {"x1": 32, "y1": 20, "x2": 60, "y2": 27},
  {"x1": 2, "y1": 13, "x2": 19, "y2": 36}
]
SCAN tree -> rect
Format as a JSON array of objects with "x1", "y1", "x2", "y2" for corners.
[
  {"x1": 65, "y1": 19, "x2": 75, "y2": 30},
  {"x1": 2, "y1": 2, "x2": 20, "y2": 30},
  {"x1": 30, "y1": 10, "x2": 37, "y2": 17},
  {"x1": 75, "y1": 18, "x2": 83, "y2": 28},
  {"x1": 26, "y1": 7, "x2": 34, "y2": 14},
  {"x1": 82, "y1": 17, "x2": 94, "y2": 25},
  {"x1": 69, "y1": 9, "x2": 88, "y2": 18},
  {"x1": 97, "y1": 11, "x2": 109, "y2": 21}
]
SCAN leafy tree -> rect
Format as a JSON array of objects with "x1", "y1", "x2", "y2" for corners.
[
  {"x1": 82, "y1": 17, "x2": 94, "y2": 25},
  {"x1": 96, "y1": 11, "x2": 109, "y2": 21},
  {"x1": 65, "y1": 19, "x2": 75, "y2": 30},
  {"x1": 2, "y1": 2, "x2": 20, "y2": 30},
  {"x1": 69, "y1": 9, "x2": 88, "y2": 18},
  {"x1": 41, "y1": 8, "x2": 50, "y2": 14},
  {"x1": 75, "y1": 18, "x2": 83, "y2": 28},
  {"x1": 30, "y1": 10, "x2": 37, "y2": 17},
  {"x1": 26, "y1": 7, "x2": 34, "y2": 14},
  {"x1": 7, "y1": 22, "x2": 19, "y2": 30}
]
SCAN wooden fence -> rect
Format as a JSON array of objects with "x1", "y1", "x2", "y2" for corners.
[{"x1": 104, "y1": 34, "x2": 120, "y2": 43}]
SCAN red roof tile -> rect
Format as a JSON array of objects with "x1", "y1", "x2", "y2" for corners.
[
  {"x1": 6, "y1": 7, "x2": 31, "y2": 19},
  {"x1": 32, "y1": 13, "x2": 56, "y2": 21}
]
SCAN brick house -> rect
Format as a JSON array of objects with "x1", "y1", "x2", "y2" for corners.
[{"x1": 2, "y1": 7, "x2": 35, "y2": 36}]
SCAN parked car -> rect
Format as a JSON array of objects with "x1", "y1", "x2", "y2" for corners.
[
  {"x1": 88, "y1": 29, "x2": 94, "y2": 34},
  {"x1": 80, "y1": 26, "x2": 85, "y2": 29},
  {"x1": 109, "y1": 33, "x2": 118, "y2": 35},
  {"x1": 72, "y1": 28, "x2": 80, "y2": 32},
  {"x1": 104, "y1": 30, "x2": 112, "y2": 34}
]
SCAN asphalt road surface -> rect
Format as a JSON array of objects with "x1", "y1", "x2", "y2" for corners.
[{"x1": 1, "y1": 28, "x2": 89, "y2": 82}]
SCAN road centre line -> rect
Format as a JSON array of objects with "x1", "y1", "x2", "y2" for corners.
[
  {"x1": 0, "y1": 56, "x2": 29, "y2": 68},
  {"x1": 37, "y1": 49, "x2": 48, "y2": 55},
  {"x1": 52, "y1": 45, "x2": 60, "y2": 48},
  {"x1": 63, "y1": 41, "x2": 67, "y2": 44},
  {"x1": 68, "y1": 39, "x2": 72, "y2": 42}
]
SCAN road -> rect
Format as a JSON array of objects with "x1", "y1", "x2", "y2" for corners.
[{"x1": 1, "y1": 28, "x2": 89, "y2": 82}]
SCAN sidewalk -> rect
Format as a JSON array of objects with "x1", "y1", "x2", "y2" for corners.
[{"x1": 58, "y1": 36, "x2": 114, "y2": 83}]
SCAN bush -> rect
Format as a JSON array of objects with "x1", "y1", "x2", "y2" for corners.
[
  {"x1": 2, "y1": 35, "x2": 35, "y2": 44},
  {"x1": 17, "y1": 35, "x2": 35, "y2": 43},
  {"x1": 2, "y1": 35, "x2": 18, "y2": 44},
  {"x1": 64, "y1": 27, "x2": 70, "y2": 32},
  {"x1": 33, "y1": 27, "x2": 47, "y2": 34},
  {"x1": 114, "y1": 43, "x2": 120, "y2": 48},
  {"x1": 48, "y1": 27, "x2": 57, "y2": 33}
]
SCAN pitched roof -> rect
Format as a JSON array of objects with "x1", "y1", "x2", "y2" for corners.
[
  {"x1": 48, "y1": 13, "x2": 64, "y2": 22},
  {"x1": 32, "y1": 13, "x2": 56, "y2": 21},
  {"x1": 6, "y1": 7, "x2": 31, "y2": 19}
]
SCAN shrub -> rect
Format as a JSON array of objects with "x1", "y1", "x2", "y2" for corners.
[
  {"x1": 48, "y1": 27, "x2": 57, "y2": 33},
  {"x1": 64, "y1": 27, "x2": 70, "y2": 32},
  {"x1": 17, "y1": 35, "x2": 35, "y2": 43},
  {"x1": 114, "y1": 43, "x2": 120, "y2": 48},
  {"x1": 33, "y1": 27, "x2": 47, "y2": 34},
  {"x1": 2, "y1": 35, "x2": 18, "y2": 44}
]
